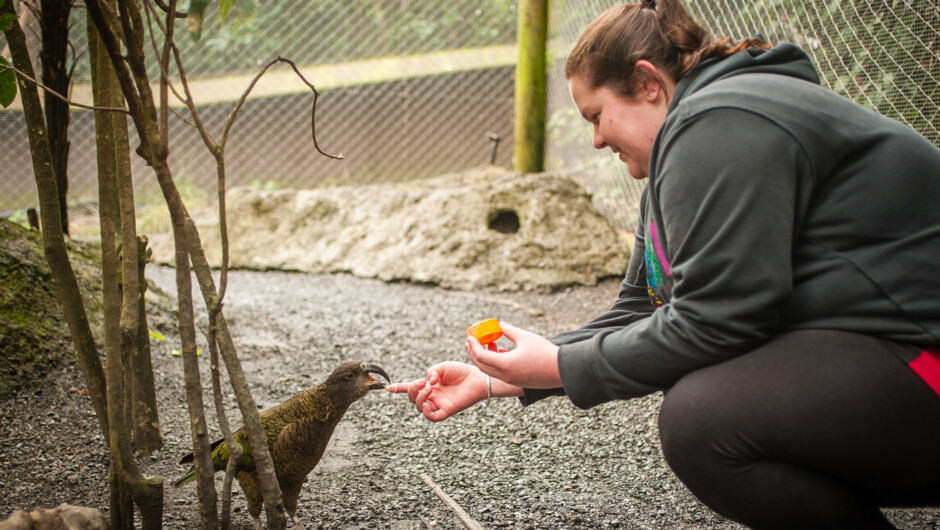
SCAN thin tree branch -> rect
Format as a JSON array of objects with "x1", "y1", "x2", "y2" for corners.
[
  {"x1": 150, "y1": 0, "x2": 186, "y2": 19},
  {"x1": 136, "y1": 2, "x2": 283, "y2": 525},
  {"x1": 140, "y1": 2, "x2": 203, "y2": 133},
  {"x1": 157, "y1": 0, "x2": 176, "y2": 149},
  {"x1": 168, "y1": 105, "x2": 198, "y2": 128},
  {"x1": 85, "y1": 0, "x2": 149, "y2": 153},
  {"x1": 221, "y1": 56, "x2": 345, "y2": 160},
  {"x1": 141, "y1": 0, "x2": 220, "y2": 155},
  {"x1": 200, "y1": 323, "x2": 242, "y2": 530},
  {"x1": 1, "y1": 63, "x2": 129, "y2": 113}
]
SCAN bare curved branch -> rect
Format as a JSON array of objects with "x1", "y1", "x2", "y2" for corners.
[{"x1": 222, "y1": 56, "x2": 344, "y2": 160}]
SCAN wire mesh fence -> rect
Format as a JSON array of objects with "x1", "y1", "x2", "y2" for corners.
[
  {"x1": 547, "y1": 0, "x2": 940, "y2": 230},
  {"x1": 1, "y1": 0, "x2": 938, "y2": 233},
  {"x1": 0, "y1": 1, "x2": 519, "y2": 216}
]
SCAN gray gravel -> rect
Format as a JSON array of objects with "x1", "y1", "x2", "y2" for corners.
[{"x1": 2, "y1": 266, "x2": 939, "y2": 529}]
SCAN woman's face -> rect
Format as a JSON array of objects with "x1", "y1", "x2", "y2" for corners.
[{"x1": 568, "y1": 69, "x2": 669, "y2": 180}]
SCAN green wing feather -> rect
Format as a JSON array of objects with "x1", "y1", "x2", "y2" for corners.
[{"x1": 172, "y1": 430, "x2": 254, "y2": 487}]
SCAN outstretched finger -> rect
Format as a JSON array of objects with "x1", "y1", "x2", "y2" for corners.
[{"x1": 387, "y1": 382, "x2": 409, "y2": 393}]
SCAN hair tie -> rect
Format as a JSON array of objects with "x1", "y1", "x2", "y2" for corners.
[{"x1": 641, "y1": 0, "x2": 657, "y2": 8}]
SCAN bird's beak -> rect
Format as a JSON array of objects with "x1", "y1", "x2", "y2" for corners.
[{"x1": 364, "y1": 364, "x2": 390, "y2": 390}]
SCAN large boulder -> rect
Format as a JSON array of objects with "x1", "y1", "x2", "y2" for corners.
[
  {"x1": 156, "y1": 167, "x2": 630, "y2": 291},
  {"x1": 0, "y1": 504, "x2": 108, "y2": 530}
]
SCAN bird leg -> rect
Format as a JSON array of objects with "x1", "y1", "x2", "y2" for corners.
[
  {"x1": 288, "y1": 512, "x2": 306, "y2": 529},
  {"x1": 252, "y1": 515, "x2": 263, "y2": 530}
]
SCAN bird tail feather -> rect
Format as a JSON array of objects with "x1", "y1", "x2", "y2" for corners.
[{"x1": 172, "y1": 468, "x2": 196, "y2": 488}]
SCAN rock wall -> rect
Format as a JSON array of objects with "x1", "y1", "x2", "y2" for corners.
[{"x1": 154, "y1": 167, "x2": 631, "y2": 291}]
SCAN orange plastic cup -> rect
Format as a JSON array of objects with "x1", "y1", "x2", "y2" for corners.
[{"x1": 466, "y1": 318, "x2": 502, "y2": 345}]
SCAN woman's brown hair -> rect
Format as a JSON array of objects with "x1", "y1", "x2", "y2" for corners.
[{"x1": 565, "y1": 0, "x2": 770, "y2": 97}]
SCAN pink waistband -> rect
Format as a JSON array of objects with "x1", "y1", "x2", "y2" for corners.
[{"x1": 909, "y1": 349, "x2": 940, "y2": 398}]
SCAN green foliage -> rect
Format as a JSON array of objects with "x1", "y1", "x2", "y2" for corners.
[
  {"x1": 186, "y1": 0, "x2": 211, "y2": 40},
  {"x1": 693, "y1": 0, "x2": 939, "y2": 146},
  {"x1": 0, "y1": 0, "x2": 17, "y2": 109},
  {"x1": 185, "y1": 0, "x2": 258, "y2": 40},
  {"x1": 0, "y1": 219, "x2": 103, "y2": 397},
  {"x1": 819, "y1": 0, "x2": 939, "y2": 143},
  {"x1": 249, "y1": 179, "x2": 280, "y2": 192},
  {"x1": 219, "y1": 0, "x2": 256, "y2": 20},
  {"x1": 63, "y1": 1, "x2": 517, "y2": 81},
  {"x1": 0, "y1": 11, "x2": 16, "y2": 31},
  {"x1": 0, "y1": 57, "x2": 15, "y2": 108}
]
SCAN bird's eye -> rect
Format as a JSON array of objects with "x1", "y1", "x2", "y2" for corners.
[{"x1": 345, "y1": 372, "x2": 355, "y2": 380}]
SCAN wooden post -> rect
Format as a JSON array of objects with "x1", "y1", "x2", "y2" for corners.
[{"x1": 513, "y1": 0, "x2": 548, "y2": 174}]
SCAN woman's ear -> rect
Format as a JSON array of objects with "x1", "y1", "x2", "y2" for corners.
[{"x1": 633, "y1": 59, "x2": 665, "y2": 102}]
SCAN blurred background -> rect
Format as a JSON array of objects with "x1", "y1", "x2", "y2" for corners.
[{"x1": 1, "y1": 0, "x2": 938, "y2": 233}]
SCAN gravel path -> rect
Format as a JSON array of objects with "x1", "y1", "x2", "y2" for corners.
[{"x1": 2, "y1": 266, "x2": 939, "y2": 529}]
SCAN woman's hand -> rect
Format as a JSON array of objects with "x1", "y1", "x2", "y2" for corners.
[
  {"x1": 466, "y1": 321, "x2": 562, "y2": 389},
  {"x1": 387, "y1": 362, "x2": 489, "y2": 422}
]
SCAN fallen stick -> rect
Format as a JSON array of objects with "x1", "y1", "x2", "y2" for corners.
[{"x1": 419, "y1": 472, "x2": 485, "y2": 530}]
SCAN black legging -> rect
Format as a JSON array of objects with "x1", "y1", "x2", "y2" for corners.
[{"x1": 658, "y1": 330, "x2": 940, "y2": 529}]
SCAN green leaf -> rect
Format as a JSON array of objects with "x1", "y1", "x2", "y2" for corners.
[
  {"x1": 0, "y1": 57, "x2": 16, "y2": 109},
  {"x1": 187, "y1": 0, "x2": 211, "y2": 41},
  {"x1": 219, "y1": 0, "x2": 254, "y2": 22},
  {"x1": 234, "y1": 0, "x2": 255, "y2": 16},
  {"x1": 219, "y1": 0, "x2": 234, "y2": 20},
  {"x1": 149, "y1": 330, "x2": 167, "y2": 341},
  {"x1": 0, "y1": 12, "x2": 17, "y2": 31}
]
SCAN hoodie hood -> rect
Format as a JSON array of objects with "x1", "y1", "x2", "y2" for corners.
[{"x1": 670, "y1": 43, "x2": 820, "y2": 112}]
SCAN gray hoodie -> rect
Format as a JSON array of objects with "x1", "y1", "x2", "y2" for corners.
[{"x1": 529, "y1": 43, "x2": 940, "y2": 409}]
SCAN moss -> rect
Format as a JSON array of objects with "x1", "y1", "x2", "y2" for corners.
[{"x1": 0, "y1": 218, "x2": 104, "y2": 397}]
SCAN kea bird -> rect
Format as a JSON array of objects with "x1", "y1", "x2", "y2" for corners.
[{"x1": 173, "y1": 360, "x2": 390, "y2": 529}]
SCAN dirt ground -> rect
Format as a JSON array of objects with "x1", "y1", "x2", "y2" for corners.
[{"x1": 1, "y1": 266, "x2": 939, "y2": 529}]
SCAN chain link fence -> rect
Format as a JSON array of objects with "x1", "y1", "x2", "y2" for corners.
[
  {"x1": 547, "y1": 0, "x2": 940, "y2": 230},
  {"x1": 2, "y1": 1, "x2": 938, "y2": 233},
  {"x1": 0, "y1": 1, "x2": 519, "y2": 217}
]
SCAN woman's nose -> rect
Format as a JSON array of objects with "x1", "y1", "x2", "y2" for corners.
[{"x1": 592, "y1": 126, "x2": 606, "y2": 150}]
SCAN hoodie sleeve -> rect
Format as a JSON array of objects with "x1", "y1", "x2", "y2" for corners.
[{"x1": 558, "y1": 107, "x2": 806, "y2": 409}]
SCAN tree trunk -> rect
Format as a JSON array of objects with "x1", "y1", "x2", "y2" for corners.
[
  {"x1": 84, "y1": 0, "x2": 288, "y2": 526},
  {"x1": 2, "y1": 0, "x2": 110, "y2": 445},
  {"x1": 83, "y1": 1, "x2": 223, "y2": 525},
  {"x1": 132, "y1": 235, "x2": 163, "y2": 454},
  {"x1": 513, "y1": 0, "x2": 548, "y2": 173},
  {"x1": 89, "y1": 12, "x2": 136, "y2": 523},
  {"x1": 39, "y1": 0, "x2": 72, "y2": 235},
  {"x1": 187, "y1": 217, "x2": 287, "y2": 529},
  {"x1": 88, "y1": 7, "x2": 164, "y2": 527}
]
